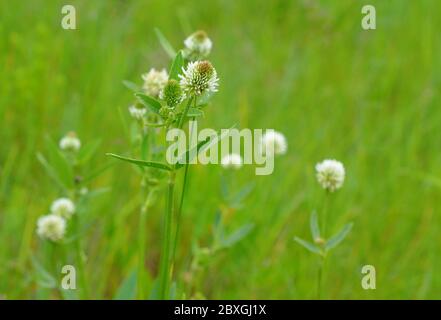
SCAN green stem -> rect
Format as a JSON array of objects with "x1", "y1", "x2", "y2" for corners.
[
  {"x1": 322, "y1": 191, "x2": 330, "y2": 237},
  {"x1": 171, "y1": 98, "x2": 197, "y2": 281},
  {"x1": 158, "y1": 98, "x2": 193, "y2": 300},
  {"x1": 73, "y1": 214, "x2": 89, "y2": 299},
  {"x1": 138, "y1": 183, "x2": 153, "y2": 299}
]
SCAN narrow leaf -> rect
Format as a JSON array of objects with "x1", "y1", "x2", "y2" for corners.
[
  {"x1": 106, "y1": 153, "x2": 172, "y2": 171},
  {"x1": 187, "y1": 107, "x2": 204, "y2": 117},
  {"x1": 169, "y1": 51, "x2": 184, "y2": 80},
  {"x1": 175, "y1": 137, "x2": 210, "y2": 169},
  {"x1": 310, "y1": 210, "x2": 320, "y2": 240},
  {"x1": 122, "y1": 80, "x2": 142, "y2": 93},
  {"x1": 294, "y1": 236, "x2": 322, "y2": 255},
  {"x1": 221, "y1": 223, "x2": 254, "y2": 248},
  {"x1": 36, "y1": 153, "x2": 67, "y2": 191},
  {"x1": 135, "y1": 93, "x2": 162, "y2": 115},
  {"x1": 325, "y1": 223, "x2": 354, "y2": 251},
  {"x1": 154, "y1": 28, "x2": 176, "y2": 58}
]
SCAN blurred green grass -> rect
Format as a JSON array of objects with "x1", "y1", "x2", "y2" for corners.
[{"x1": 1, "y1": 0, "x2": 440, "y2": 299}]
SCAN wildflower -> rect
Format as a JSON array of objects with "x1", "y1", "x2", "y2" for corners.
[
  {"x1": 159, "y1": 79, "x2": 185, "y2": 108},
  {"x1": 315, "y1": 159, "x2": 345, "y2": 192},
  {"x1": 141, "y1": 68, "x2": 168, "y2": 97},
  {"x1": 59, "y1": 132, "x2": 81, "y2": 152},
  {"x1": 221, "y1": 153, "x2": 243, "y2": 170},
  {"x1": 183, "y1": 30, "x2": 213, "y2": 61},
  {"x1": 36, "y1": 214, "x2": 66, "y2": 242},
  {"x1": 128, "y1": 104, "x2": 147, "y2": 120},
  {"x1": 51, "y1": 198, "x2": 75, "y2": 219},
  {"x1": 179, "y1": 60, "x2": 219, "y2": 96},
  {"x1": 260, "y1": 131, "x2": 287, "y2": 156}
]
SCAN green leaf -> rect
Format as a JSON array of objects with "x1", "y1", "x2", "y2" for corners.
[
  {"x1": 187, "y1": 107, "x2": 204, "y2": 118},
  {"x1": 154, "y1": 28, "x2": 176, "y2": 59},
  {"x1": 310, "y1": 210, "x2": 320, "y2": 240},
  {"x1": 168, "y1": 51, "x2": 184, "y2": 81},
  {"x1": 135, "y1": 93, "x2": 162, "y2": 115},
  {"x1": 77, "y1": 139, "x2": 101, "y2": 165},
  {"x1": 175, "y1": 137, "x2": 211, "y2": 169},
  {"x1": 229, "y1": 182, "x2": 255, "y2": 209},
  {"x1": 81, "y1": 162, "x2": 115, "y2": 184},
  {"x1": 106, "y1": 153, "x2": 172, "y2": 171},
  {"x1": 31, "y1": 255, "x2": 56, "y2": 289},
  {"x1": 114, "y1": 270, "x2": 137, "y2": 300},
  {"x1": 122, "y1": 80, "x2": 142, "y2": 93},
  {"x1": 45, "y1": 136, "x2": 74, "y2": 189},
  {"x1": 325, "y1": 223, "x2": 353, "y2": 251},
  {"x1": 221, "y1": 223, "x2": 254, "y2": 248},
  {"x1": 294, "y1": 236, "x2": 322, "y2": 255},
  {"x1": 36, "y1": 153, "x2": 67, "y2": 191}
]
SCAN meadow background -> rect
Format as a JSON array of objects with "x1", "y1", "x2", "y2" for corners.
[{"x1": 1, "y1": 0, "x2": 440, "y2": 299}]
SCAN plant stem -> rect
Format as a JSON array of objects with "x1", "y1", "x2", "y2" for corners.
[
  {"x1": 138, "y1": 183, "x2": 155, "y2": 299},
  {"x1": 170, "y1": 98, "x2": 197, "y2": 281},
  {"x1": 317, "y1": 254, "x2": 326, "y2": 300},
  {"x1": 158, "y1": 98, "x2": 193, "y2": 300},
  {"x1": 73, "y1": 214, "x2": 89, "y2": 299}
]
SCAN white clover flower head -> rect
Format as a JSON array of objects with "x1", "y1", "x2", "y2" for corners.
[
  {"x1": 183, "y1": 30, "x2": 213, "y2": 61},
  {"x1": 159, "y1": 79, "x2": 185, "y2": 108},
  {"x1": 59, "y1": 132, "x2": 81, "y2": 152},
  {"x1": 141, "y1": 68, "x2": 168, "y2": 98},
  {"x1": 128, "y1": 104, "x2": 146, "y2": 120},
  {"x1": 260, "y1": 130, "x2": 287, "y2": 156},
  {"x1": 315, "y1": 159, "x2": 345, "y2": 192},
  {"x1": 221, "y1": 153, "x2": 243, "y2": 170},
  {"x1": 50, "y1": 198, "x2": 75, "y2": 219},
  {"x1": 37, "y1": 214, "x2": 66, "y2": 242},
  {"x1": 179, "y1": 60, "x2": 219, "y2": 97}
]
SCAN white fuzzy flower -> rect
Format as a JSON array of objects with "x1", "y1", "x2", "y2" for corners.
[
  {"x1": 141, "y1": 68, "x2": 168, "y2": 98},
  {"x1": 50, "y1": 198, "x2": 75, "y2": 219},
  {"x1": 59, "y1": 132, "x2": 81, "y2": 152},
  {"x1": 221, "y1": 153, "x2": 243, "y2": 170},
  {"x1": 183, "y1": 30, "x2": 213, "y2": 61},
  {"x1": 37, "y1": 214, "x2": 66, "y2": 242},
  {"x1": 179, "y1": 60, "x2": 219, "y2": 96},
  {"x1": 260, "y1": 131, "x2": 287, "y2": 156},
  {"x1": 128, "y1": 104, "x2": 146, "y2": 120},
  {"x1": 315, "y1": 159, "x2": 345, "y2": 192}
]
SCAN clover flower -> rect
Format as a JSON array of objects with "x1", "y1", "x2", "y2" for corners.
[
  {"x1": 221, "y1": 153, "x2": 243, "y2": 170},
  {"x1": 128, "y1": 104, "x2": 147, "y2": 120},
  {"x1": 141, "y1": 68, "x2": 168, "y2": 98},
  {"x1": 159, "y1": 79, "x2": 185, "y2": 108},
  {"x1": 59, "y1": 132, "x2": 81, "y2": 152},
  {"x1": 179, "y1": 60, "x2": 219, "y2": 97},
  {"x1": 183, "y1": 30, "x2": 213, "y2": 61},
  {"x1": 37, "y1": 214, "x2": 66, "y2": 242},
  {"x1": 51, "y1": 198, "x2": 75, "y2": 219},
  {"x1": 260, "y1": 131, "x2": 287, "y2": 156},
  {"x1": 315, "y1": 159, "x2": 345, "y2": 192}
]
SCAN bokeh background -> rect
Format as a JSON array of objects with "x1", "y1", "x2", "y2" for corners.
[{"x1": 1, "y1": 0, "x2": 440, "y2": 299}]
